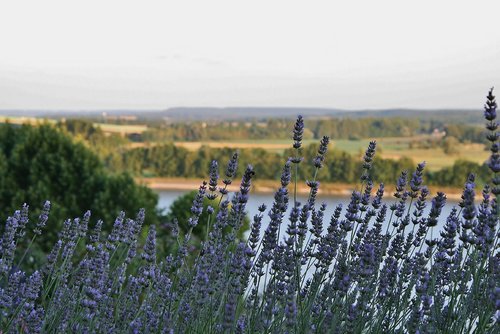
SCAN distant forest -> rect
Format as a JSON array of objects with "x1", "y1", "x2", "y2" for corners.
[
  {"x1": 136, "y1": 118, "x2": 486, "y2": 144},
  {"x1": 120, "y1": 143, "x2": 489, "y2": 189},
  {"x1": 57, "y1": 119, "x2": 490, "y2": 189}
]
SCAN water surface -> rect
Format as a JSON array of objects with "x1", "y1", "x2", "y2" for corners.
[{"x1": 156, "y1": 189, "x2": 460, "y2": 236}]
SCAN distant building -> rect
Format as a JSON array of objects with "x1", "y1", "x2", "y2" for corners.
[{"x1": 431, "y1": 128, "x2": 446, "y2": 138}]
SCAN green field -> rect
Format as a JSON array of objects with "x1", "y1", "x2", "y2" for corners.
[{"x1": 334, "y1": 138, "x2": 489, "y2": 171}]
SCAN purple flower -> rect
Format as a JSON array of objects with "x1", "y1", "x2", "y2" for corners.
[
  {"x1": 238, "y1": 165, "x2": 254, "y2": 204},
  {"x1": 427, "y1": 192, "x2": 446, "y2": 227},
  {"x1": 213, "y1": 200, "x2": 229, "y2": 231},
  {"x1": 378, "y1": 256, "x2": 398, "y2": 299},
  {"x1": 142, "y1": 225, "x2": 156, "y2": 263},
  {"x1": 1, "y1": 215, "x2": 18, "y2": 269},
  {"x1": 361, "y1": 180, "x2": 373, "y2": 209},
  {"x1": 412, "y1": 187, "x2": 429, "y2": 225},
  {"x1": 490, "y1": 286, "x2": 500, "y2": 311},
  {"x1": 297, "y1": 204, "x2": 310, "y2": 239},
  {"x1": 484, "y1": 87, "x2": 497, "y2": 123},
  {"x1": 249, "y1": 209, "x2": 264, "y2": 250},
  {"x1": 26, "y1": 306, "x2": 44, "y2": 334},
  {"x1": 409, "y1": 162, "x2": 426, "y2": 198},
  {"x1": 207, "y1": 160, "x2": 219, "y2": 200},
  {"x1": 310, "y1": 203, "x2": 327, "y2": 239},
  {"x1": 440, "y1": 208, "x2": 458, "y2": 256},
  {"x1": 327, "y1": 204, "x2": 343, "y2": 234},
  {"x1": 34, "y1": 200, "x2": 51, "y2": 235},
  {"x1": 372, "y1": 183, "x2": 384, "y2": 209},
  {"x1": 488, "y1": 154, "x2": 500, "y2": 173},
  {"x1": 292, "y1": 115, "x2": 304, "y2": 150},
  {"x1": 394, "y1": 170, "x2": 408, "y2": 199},
  {"x1": 225, "y1": 152, "x2": 239, "y2": 180},
  {"x1": 135, "y1": 207, "x2": 146, "y2": 230},
  {"x1": 24, "y1": 270, "x2": 42, "y2": 302},
  {"x1": 460, "y1": 177, "x2": 477, "y2": 223},
  {"x1": 394, "y1": 191, "x2": 408, "y2": 219},
  {"x1": 78, "y1": 210, "x2": 91, "y2": 238},
  {"x1": 107, "y1": 211, "x2": 125, "y2": 246},
  {"x1": 359, "y1": 243, "x2": 376, "y2": 277},
  {"x1": 262, "y1": 187, "x2": 289, "y2": 256},
  {"x1": 236, "y1": 315, "x2": 247, "y2": 334},
  {"x1": 313, "y1": 136, "x2": 330, "y2": 168},
  {"x1": 344, "y1": 191, "x2": 361, "y2": 229},
  {"x1": 286, "y1": 202, "x2": 300, "y2": 237},
  {"x1": 285, "y1": 294, "x2": 297, "y2": 329},
  {"x1": 228, "y1": 165, "x2": 254, "y2": 229},
  {"x1": 306, "y1": 180, "x2": 320, "y2": 207},
  {"x1": 16, "y1": 204, "x2": 29, "y2": 238},
  {"x1": 188, "y1": 181, "x2": 207, "y2": 228},
  {"x1": 44, "y1": 240, "x2": 62, "y2": 275},
  {"x1": 280, "y1": 160, "x2": 292, "y2": 187},
  {"x1": 361, "y1": 140, "x2": 377, "y2": 182},
  {"x1": 89, "y1": 220, "x2": 103, "y2": 244}
]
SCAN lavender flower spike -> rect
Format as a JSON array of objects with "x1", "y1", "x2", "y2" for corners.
[
  {"x1": 34, "y1": 200, "x2": 51, "y2": 235},
  {"x1": 313, "y1": 136, "x2": 330, "y2": 168},
  {"x1": 427, "y1": 192, "x2": 446, "y2": 227},
  {"x1": 207, "y1": 160, "x2": 219, "y2": 200},
  {"x1": 409, "y1": 162, "x2": 426, "y2": 198},
  {"x1": 225, "y1": 152, "x2": 239, "y2": 179},
  {"x1": 361, "y1": 140, "x2": 377, "y2": 182},
  {"x1": 142, "y1": 225, "x2": 156, "y2": 263},
  {"x1": 292, "y1": 115, "x2": 304, "y2": 149},
  {"x1": 484, "y1": 87, "x2": 497, "y2": 124},
  {"x1": 188, "y1": 181, "x2": 207, "y2": 228}
]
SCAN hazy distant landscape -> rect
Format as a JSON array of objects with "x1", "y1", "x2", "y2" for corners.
[{"x1": 0, "y1": 106, "x2": 482, "y2": 123}]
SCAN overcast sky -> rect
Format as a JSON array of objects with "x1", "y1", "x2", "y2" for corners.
[{"x1": 0, "y1": 0, "x2": 499, "y2": 110}]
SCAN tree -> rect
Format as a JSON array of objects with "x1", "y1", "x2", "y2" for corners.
[
  {"x1": 0, "y1": 124, "x2": 161, "y2": 254},
  {"x1": 442, "y1": 136, "x2": 460, "y2": 155}
]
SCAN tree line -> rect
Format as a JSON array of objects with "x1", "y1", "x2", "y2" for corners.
[
  {"x1": 120, "y1": 142, "x2": 490, "y2": 189},
  {"x1": 139, "y1": 118, "x2": 486, "y2": 143}
]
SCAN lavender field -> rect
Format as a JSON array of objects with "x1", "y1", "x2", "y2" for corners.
[{"x1": 0, "y1": 89, "x2": 498, "y2": 333}]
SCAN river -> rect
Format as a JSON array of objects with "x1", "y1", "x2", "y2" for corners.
[{"x1": 156, "y1": 189, "x2": 460, "y2": 235}]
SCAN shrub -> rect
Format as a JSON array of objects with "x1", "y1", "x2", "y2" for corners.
[{"x1": 0, "y1": 90, "x2": 498, "y2": 333}]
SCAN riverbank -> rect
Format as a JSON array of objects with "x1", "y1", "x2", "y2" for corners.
[{"x1": 136, "y1": 177, "x2": 467, "y2": 200}]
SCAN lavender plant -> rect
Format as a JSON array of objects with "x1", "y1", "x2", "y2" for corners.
[{"x1": 0, "y1": 90, "x2": 499, "y2": 333}]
